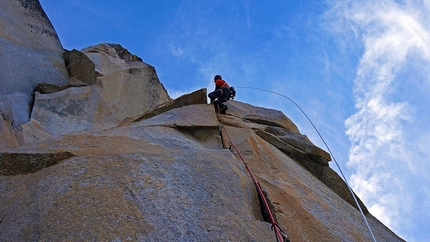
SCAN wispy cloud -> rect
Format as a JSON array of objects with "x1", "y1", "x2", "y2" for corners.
[
  {"x1": 327, "y1": 0, "x2": 430, "y2": 239},
  {"x1": 168, "y1": 45, "x2": 184, "y2": 57}
]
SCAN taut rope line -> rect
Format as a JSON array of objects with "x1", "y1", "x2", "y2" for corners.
[{"x1": 234, "y1": 86, "x2": 377, "y2": 242}]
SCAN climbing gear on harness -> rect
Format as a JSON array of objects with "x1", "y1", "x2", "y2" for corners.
[{"x1": 230, "y1": 86, "x2": 236, "y2": 99}]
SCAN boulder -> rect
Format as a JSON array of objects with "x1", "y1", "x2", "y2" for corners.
[
  {"x1": 20, "y1": 119, "x2": 52, "y2": 144},
  {"x1": 0, "y1": 0, "x2": 69, "y2": 124},
  {"x1": 0, "y1": 1, "x2": 404, "y2": 239}
]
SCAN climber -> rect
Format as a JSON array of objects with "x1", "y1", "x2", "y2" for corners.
[{"x1": 208, "y1": 75, "x2": 236, "y2": 114}]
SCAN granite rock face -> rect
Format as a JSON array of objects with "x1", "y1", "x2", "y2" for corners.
[
  {"x1": 63, "y1": 49, "x2": 97, "y2": 85},
  {"x1": 0, "y1": 0, "x2": 69, "y2": 124},
  {"x1": 0, "y1": 98, "x2": 404, "y2": 241},
  {"x1": 0, "y1": 151, "x2": 75, "y2": 176},
  {"x1": 120, "y1": 88, "x2": 208, "y2": 126},
  {"x1": 0, "y1": 99, "x2": 24, "y2": 151},
  {"x1": 0, "y1": 2, "x2": 405, "y2": 241},
  {"x1": 81, "y1": 43, "x2": 148, "y2": 76},
  {"x1": 16, "y1": 46, "x2": 171, "y2": 141},
  {"x1": 22, "y1": 72, "x2": 171, "y2": 139}
]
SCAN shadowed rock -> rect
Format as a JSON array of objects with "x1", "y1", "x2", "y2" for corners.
[
  {"x1": 0, "y1": 151, "x2": 75, "y2": 175},
  {"x1": 34, "y1": 82, "x2": 88, "y2": 94},
  {"x1": 63, "y1": 49, "x2": 96, "y2": 85}
]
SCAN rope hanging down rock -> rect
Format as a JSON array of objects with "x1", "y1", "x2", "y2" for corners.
[
  {"x1": 215, "y1": 104, "x2": 290, "y2": 242},
  {"x1": 234, "y1": 86, "x2": 377, "y2": 242}
]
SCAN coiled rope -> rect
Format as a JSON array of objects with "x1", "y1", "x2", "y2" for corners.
[
  {"x1": 234, "y1": 86, "x2": 377, "y2": 242},
  {"x1": 215, "y1": 104, "x2": 289, "y2": 242}
]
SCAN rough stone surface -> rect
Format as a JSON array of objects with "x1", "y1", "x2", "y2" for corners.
[
  {"x1": 254, "y1": 129, "x2": 368, "y2": 214},
  {"x1": 264, "y1": 125, "x2": 331, "y2": 164},
  {"x1": 218, "y1": 124, "x2": 394, "y2": 241},
  {"x1": 81, "y1": 43, "x2": 149, "y2": 76},
  {"x1": 136, "y1": 104, "x2": 219, "y2": 129},
  {"x1": 216, "y1": 111, "x2": 368, "y2": 214},
  {"x1": 226, "y1": 101, "x2": 300, "y2": 132},
  {"x1": 63, "y1": 49, "x2": 96, "y2": 85},
  {"x1": 121, "y1": 88, "x2": 208, "y2": 126},
  {"x1": 0, "y1": 108, "x2": 274, "y2": 241},
  {"x1": 34, "y1": 82, "x2": 87, "y2": 94},
  {"x1": 0, "y1": 0, "x2": 69, "y2": 124},
  {"x1": 0, "y1": 98, "x2": 24, "y2": 151},
  {"x1": 96, "y1": 67, "x2": 171, "y2": 121},
  {"x1": 0, "y1": 3, "x2": 404, "y2": 241},
  {"x1": 23, "y1": 66, "x2": 171, "y2": 137},
  {"x1": 0, "y1": 151, "x2": 75, "y2": 175},
  {"x1": 0, "y1": 100, "x2": 404, "y2": 241}
]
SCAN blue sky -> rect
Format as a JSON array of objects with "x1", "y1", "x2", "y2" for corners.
[{"x1": 39, "y1": 0, "x2": 430, "y2": 241}]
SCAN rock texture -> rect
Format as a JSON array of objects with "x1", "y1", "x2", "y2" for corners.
[
  {"x1": 0, "y1": 98, "x2": 404, "y2": 241},
  {"x1": 63, "y1": 49, "x2": 97, "y2": 85},
  {"x1": 16, "y1": 46, "x2": 171, "y2": 141},
  {"x1": 0, "y1": 99, "x2": 24, "y2": 151},
  {"x1": 0, "y1": 0, "x2": 69, "y2": 125},
  {"x1": 81, "y1": 43, "x2": 148, "y2": 76},
  {"x1": 120, "y1": 88, "x2": 208, "y2": 126},
  {"x1": 0, "y1": 151, "x2": 75, "y2": 176},
  {"x1": 0, "y1": 2, "x2": 404, "y2": 242}
]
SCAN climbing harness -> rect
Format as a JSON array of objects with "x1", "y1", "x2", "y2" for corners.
[
  {"x1": 215, "y1": 104, "x2": 290, "y2": 242},
  {"x1": 234, "y1": 86, "x2": 377, "y2": 242}
]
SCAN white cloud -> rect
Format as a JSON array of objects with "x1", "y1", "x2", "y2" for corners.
[
  {"x1": 168, "y1": 45, "x2": 184, "y2": 57},
  {"x1": 328, "y1": 0, "x2": 430, "y2": 239}
]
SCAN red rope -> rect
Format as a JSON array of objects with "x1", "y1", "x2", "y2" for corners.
[{"x1": 215, "y1": 104, "x2": 288, "y2": 242}]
